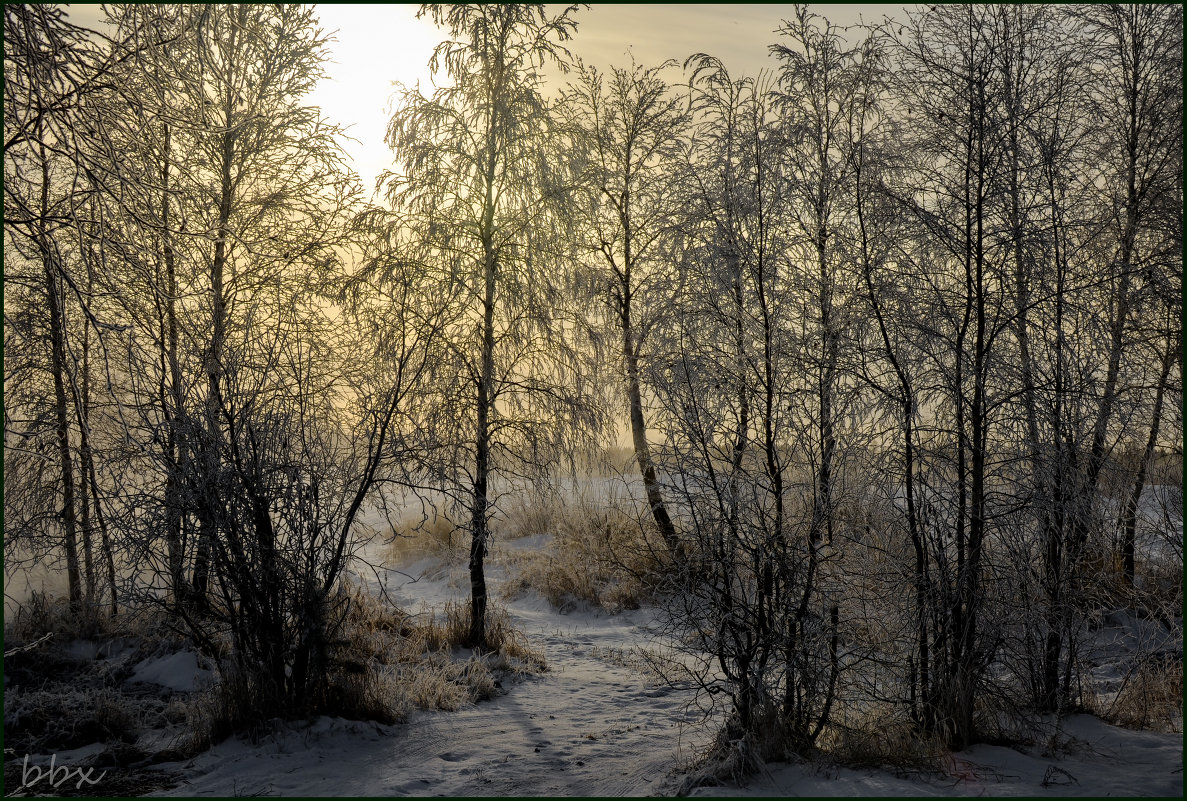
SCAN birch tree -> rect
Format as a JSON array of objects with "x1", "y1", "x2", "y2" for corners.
[
  {"x1": 380, "y1": 4, "x2": 594, "y2": 647},
  {"x1": 3, "y1": 5, "x2": 114, "y2": 613},
  {"x1": 565, "y1": 57, "x2": 688, "y2": 553},
  {"x1": 1077, "y1": 3, "x2": 1182, "y2": 586},
  {"x1": 885, "y1": 4, "x2": 1020, "y2": 748}
]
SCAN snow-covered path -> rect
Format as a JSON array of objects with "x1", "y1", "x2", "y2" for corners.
[
  {"x1": 158, "y1": 644, "x2": 696, "y2": 797},
  {"x1": 156, "y1": 547, "x2": 707, "y2": 797}
]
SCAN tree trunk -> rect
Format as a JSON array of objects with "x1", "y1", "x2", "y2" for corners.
[
  {"x1": 158, "y1": 121, "x2": 188, "y2": 605},
  {"x1": 1120, "y1": 339, "x2": 1174, "y2": 585},
  {"x1": 193, "y1": 40, "x2": 239, "y2": 605},
  {"x1": 1084, "y1": 16, "x2": 1143, "y2": 547},
  {"x1": 623, "y1": 315, "x2": 678, "y2": 552},
  {"x1": 38, "y1": 140, "x2": 82, "y2": 613},
  {"x1": 44, "y1": 248, "x2": 82, "y2": 613},
  {"x1": 814, "y1": 232, "x2": 837, "y2": 548},
  {"x1": 77, "y1": 307, "x2": 96, "y2": 606},
  {"x1": 469, "y1": 244, "x2": 496, "y2": 648}
]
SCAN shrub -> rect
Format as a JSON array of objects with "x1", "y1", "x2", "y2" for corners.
[
  {"x1": 1100, "y1": 656, "x2": 1183, "y2": 733},
  {"x1": 500, "y1": 500, "x2": 671, "y2": 612},
  {"x1": 385, "y1": 513, "x2": 462, "y2": 564}
]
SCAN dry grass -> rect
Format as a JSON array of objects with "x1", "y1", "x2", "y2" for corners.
[
  {"x1": 495, "y1": 492, "x2": 560, "y2": 542},
  {"x1": 567, "y1": 445, "x2": 638, "y2": 477},
  {"x1": 818, "y1": 704, "x2": 950, "y2": 776},
  {"x1": 187, "y1": 667, "x2": 275, "y2": 749},
  {"x1": 331, "y1": 583, "x2": 541, "y2": 668},
  {"x1": 3, "y1": 589, "x2": 118, "y2": 643},
  {"x1": 1087, "y1": 656, "x2": 1184, "y2": 733},
  {"x1": 4, "y1": 686, "x2": 141, "y2": 753},
  {"x1": 499, "y1": 499, "x2": 672, "y2": 613},
  {"x1": 384, "y1": 512, "x2": 463, "y2": 563},
  {"x1": 370, "y1": 597, "x2": 545, "y2": 713},
  {"x1": 1136, "y1": 559, "x2": 1183, "y2": 620},
  {"x1": 410, "y1": 599, "x2": 547, "y2": 671},
  {"x1": 189, "y1": 583, "x2": 545, "y2": 747}
]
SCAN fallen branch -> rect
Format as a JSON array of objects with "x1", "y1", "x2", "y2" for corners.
[{"x1": 3, "y1": 631, "x2": 54, "y2": 657}]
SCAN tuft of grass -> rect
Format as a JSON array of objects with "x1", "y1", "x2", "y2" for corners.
[
  {"x1": 186, "y1": 667, "x2": 269, "y2": 750},
  {"x1": 1093, "y1": 656, "x2": 1183, "y2": 733},
  {"x1": 4, "y1": 686, "x2": 141, "y2": 753},
  {"x1": 500, "y1": 500, "x2": 673, "y2": 613},
  {"x1": 820, "y1": 706, "x2": 950, "y2": 775},
  {"x1": 145, "y1": 579, "x2": 546, "y2": 750},
  {"x1": 385, "y1": 654, "x2": 498, "y2": 711},
  {"x1": 373, "y1": 598, "x2": 545, "y2": 713},
  {"x1": 4, "y1": 590, "x2": 115, "y2": 643},
  {"x1": 495, "y1": 494, "x2": 558, "y2": 542},
  {"x1": 385, "y1": 513, "x2": 462, "y2": 564},
  {"x1": 409, "y1": 600, "x2": 547, "y2": 672}
]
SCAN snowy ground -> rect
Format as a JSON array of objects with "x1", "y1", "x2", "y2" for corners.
[
  {"x1": 692, "y1": 714, "x2": 1183, "y2": 797},
  {"x1": 6, "y1": 485, "x2": 1182, "y2": 797},
  {"x1": 151, "y1": 538, "x2": 711, "y2": 797},
  {"x1": 139, "y1": 534, "x2": 1183, "y2": 798}
]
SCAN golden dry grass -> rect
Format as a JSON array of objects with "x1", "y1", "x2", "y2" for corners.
[
  {"x1": 384, "y1": 513, "x2": 463, "y2": 564},
  {"x1": 1087, "y1": 657, "x2": 1184, "y2": 733},
  {"x1": 190, "y1": 581, "x2": 545, "y2": 747},
  {"x1": 817, "y1": 704, "x2": 950, "y2": 775},
  {"x1": 498, "y1": 499, "x2": 672, "y2": 612}
]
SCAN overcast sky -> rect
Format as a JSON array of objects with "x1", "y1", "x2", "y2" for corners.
[{"x1": 63, "y1": 4, "x2": 908, "y2": 194}]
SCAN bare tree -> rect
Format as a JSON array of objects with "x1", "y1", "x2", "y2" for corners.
[
  {"x1": 883, "y1": 4, "x2": 1024, "y2": 748},
  {"x1": 1077, "y1": 4, "x2": 1182, "y2": 586},
  {"x1": 649, "y1": 52, "x2": 846, "y2": 766},
  {"x1": 771, "y1": 6, "x2": 875, "y2": 557},
  {"x1": 564, "y1": 57, "x2": 688, "y2": 553},
  {"x1": 3, "y1": 5, "x2": 114, "y2": 614},
  {"x1": 379, "y1": 3, "x2": 595, "y2": 647}
]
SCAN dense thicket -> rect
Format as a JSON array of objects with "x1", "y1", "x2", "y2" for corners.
[{"x1": 4, "y1": 2, "x2": 1180, "y2": 757}]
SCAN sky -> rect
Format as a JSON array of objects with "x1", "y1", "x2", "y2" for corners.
[
  {"x1": 63, "y1": 4, "x2": 907, "y2": 197},
  {"x1": 306, "y1": 4, "x2": 906, "y2": 194}
]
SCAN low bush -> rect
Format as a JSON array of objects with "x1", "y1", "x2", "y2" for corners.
[
  {"x1": 385, "y1": 513, "x2": 463, "y2": 564},
  {"x1": 500, "y1": 500, "x2": 672, "y2": 612},
  {"x1": 1098, "y1": 656, "x2": 1183, "y2": 733}
]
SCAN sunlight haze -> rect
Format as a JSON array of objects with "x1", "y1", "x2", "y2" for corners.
[
  {"x1": 305, "y1": 4, "x2": 905, "y2": 192},
  {"x1": 6, "y1": 4, "x2": 1182, "y2": 795},
  {"x1": 64, "y1": 3, "x2": 905, "y2": 194}
]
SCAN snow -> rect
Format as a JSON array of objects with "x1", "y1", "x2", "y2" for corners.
[
  {"x1": 692, "y1": 715, "x2": 1183, "y2": 797},
  {"x1": 152, "y1": 549, "x2": 708, "y2": 797},
  {"x1": 128, "y1": 650, "x2": 214, "y2": 693},
  {"x1": 21, "y1": 742, "x2": 109, "y2": 768},
  {"x1": 144, "y1": 536, "x2": 1182, "y2": 797}
]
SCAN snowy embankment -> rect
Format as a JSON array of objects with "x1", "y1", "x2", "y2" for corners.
[{"x1": 693, "y1": 714, "x2": 1183, "y2": 797}]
